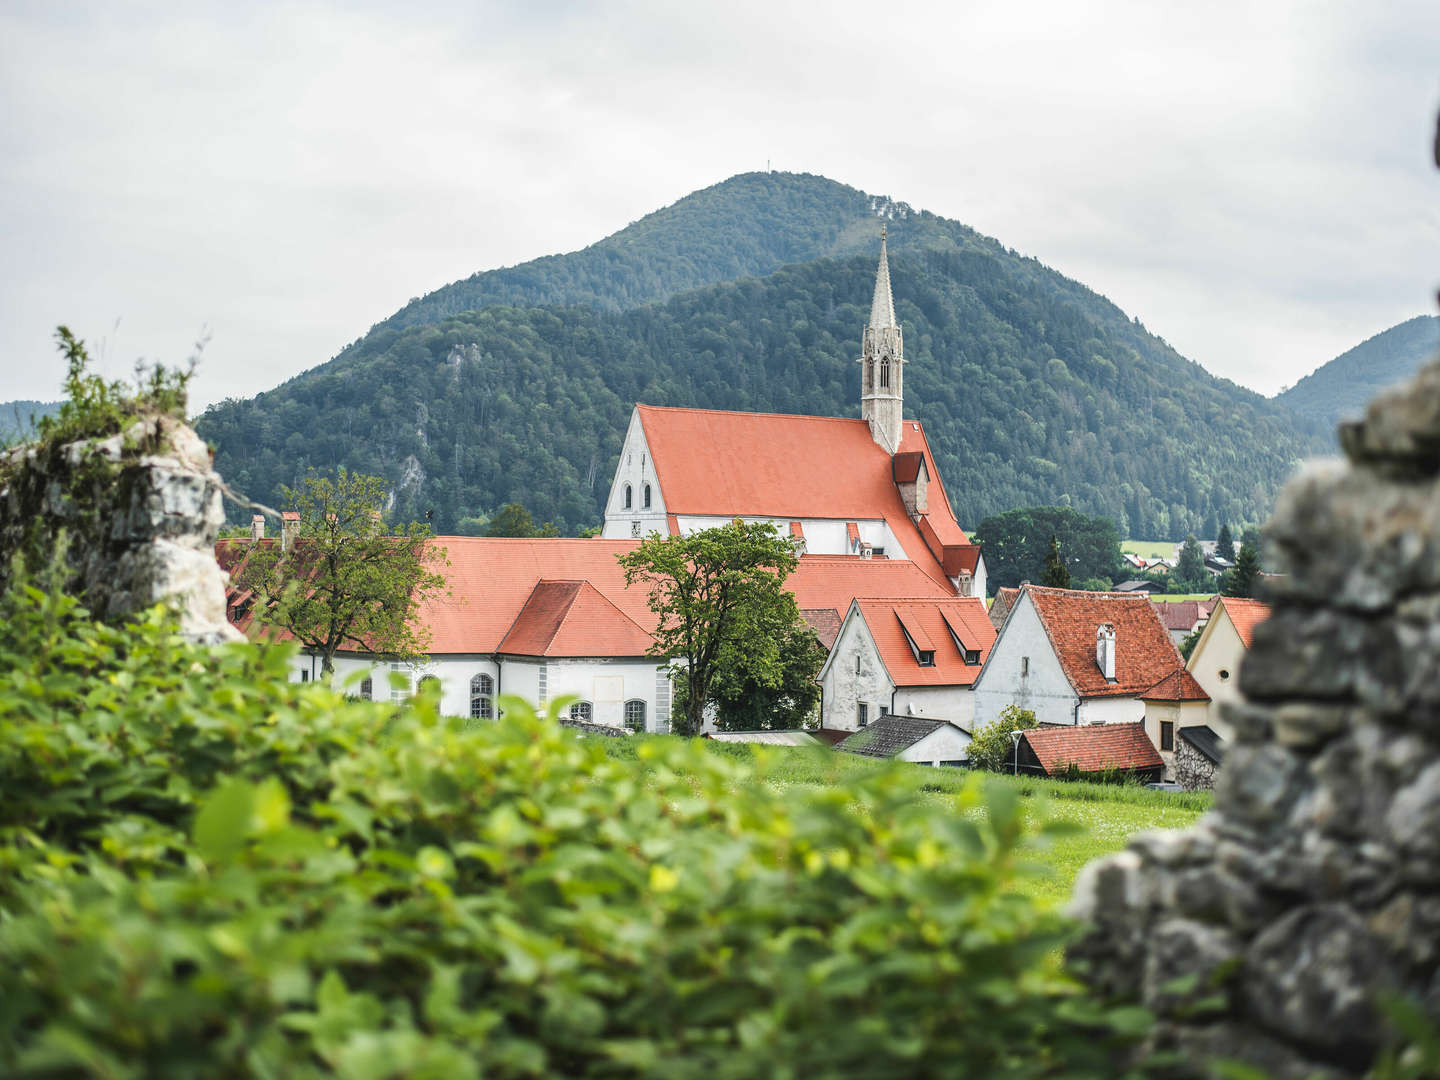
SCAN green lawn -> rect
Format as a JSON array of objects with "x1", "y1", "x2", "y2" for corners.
[
  {"x1": 1121, "y1": 539, "x2": 1178, "y2": 558},
  {"x1": 602, "y1": 737, "x2": 1210, "y2": 908}
]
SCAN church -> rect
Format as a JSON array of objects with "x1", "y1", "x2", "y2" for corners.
[{"x1": 600, "y1": 229, "x2": 988, "y2": 600}]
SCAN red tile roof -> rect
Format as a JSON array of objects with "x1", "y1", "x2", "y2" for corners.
[
  {"x1": 1152, "y1": 599, "x2": 1203, "y2": 632},
  {"x1": 1220, "y1": 597, "x2": 1271, "y2": 648},
  {"x1": 892, "y1": 452, "x2": 925, "y2": 483},
  {"x1": 787, "y1": 557, "x2": 953, "y2": 616},
  {"x1": 799, "y1": 608, "x2": 843, "y2": 650},
  {"x1": 854, "y1": 597, "x2": 996, "y2": 687},
  {"x1": 1022, "y1": 722, "x2": 1164, "y2": 775},
  {"x1": 497, "y1": 580, "x2": 654, "y2": 658},
  {"x1": 989, "y1": 586, "x2": 1020, "y2": 631},
  {"x1": 1141, "y1": 669, "x2": 1210, "y2": 702},
  {"x1": 1025, "y1": 585, "x2": 1186, "y2": 699},
  {"x1": 635, "y1": 405, "x2": 968, "y2": 589}
]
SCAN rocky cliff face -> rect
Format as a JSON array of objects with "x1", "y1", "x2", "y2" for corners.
[
  {"x1": 0, "y1": 414, "x2": 240, "y2": 643},
  {"x1": 1069, "y1": 356, "x2": 1440, "y2": 1077}
]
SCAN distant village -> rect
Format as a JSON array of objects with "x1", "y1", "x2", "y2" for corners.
[{"x1": 220, "y1": 231, "x2": 1269, "y2": 793}]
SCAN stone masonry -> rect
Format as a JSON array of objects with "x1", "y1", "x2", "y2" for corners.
[
  {"x1": 1068, "y1": 355, "x2": 1440, "y2": 1077},
  {"x1": 0, "y1": 414, "x2": 241, "y2": 643}
]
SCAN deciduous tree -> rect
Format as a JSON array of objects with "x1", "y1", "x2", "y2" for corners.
[
  {"x1": 973, "y1": 506, "x2": 1122, "y2": 593},
  {"x1": 235, "y1": 469, "x2": 447, "y2": 677}
]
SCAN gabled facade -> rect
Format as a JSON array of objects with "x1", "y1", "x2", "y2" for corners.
[
  {"x1": 837, "y1": 713, "x2": 972, "y2": 766},
  {"x1": 1140, "y1": 669, "x2": 1211, "y2": 781},
  {"x1": 971, "y1": 585, "x2": 1189, "y2": 731},
  {"x1": 599, "y1": 232, "x2": 986, "y2": 600},
  {"x1": 1185, "y1": 595, "x2": 1271, "y2": 739},
  {"x1": 818, "y1": 595, "x2": 995, "y2": 733}
]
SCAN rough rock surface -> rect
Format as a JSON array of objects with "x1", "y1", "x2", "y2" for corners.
[
  {"x1": 0, "y1": 414, "x2": 241, "y2": 642},
  {"x1": 1070, "y1": 356, "x2": 1440, "y2": 1078}
]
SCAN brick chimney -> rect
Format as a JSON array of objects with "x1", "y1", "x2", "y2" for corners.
[{"x1": 1096, "y1": 623, "x2": 1116, "y2": 681}]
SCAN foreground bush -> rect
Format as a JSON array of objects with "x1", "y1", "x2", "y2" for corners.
[{"x1": 0, "y1": 580, "x2": 1148, "y2": 1078}]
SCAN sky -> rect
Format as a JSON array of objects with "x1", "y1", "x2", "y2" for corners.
[{"x1": 1, "y1": 0, "x2": 1437, "y2": 413}]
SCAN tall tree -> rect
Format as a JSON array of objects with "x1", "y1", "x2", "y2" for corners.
[
  {"x1": 1225, "y1": 542, "x2": 1261, "y2": 598},
  {"x1": 235, "y1": 469, "x2": 447, "y2": 677},
  {"x1": 1215, "y1": 523, "x2": 1236, "y2": 563},
  {"x1": 618, "y1": 521, "x2": 805, "y2": 737},
  {"x1": 973, "y1": 506, "x2": 1122, "y2": 593},
  {"x1": 485, "y1": 503, "x2": 559, "y2": 537},
  {"x1": 709, "y1": 619, "x2": 826, "y2": 731},
  {"x1": 1041, "y1": 533, "x2": 1071, "y2": 588},
  {"x1": 1174, "y1": 534, "x2": 1209, "y2": 593}
]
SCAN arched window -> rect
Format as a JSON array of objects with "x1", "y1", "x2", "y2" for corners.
[
  {"x1": 624, "y1": 484, "x2": 632, "y2": 509},
  {"x1": 569, "y1": 701, "x2": 593, "y2": 723},
  {"x1": 359, "y1": 676, "x2": 373, "y2": 701},
  {"x1": 417, "y1": 675, "x2": 441, "y2": 698},
  {"x1": 624, "y1": 699, "x2": 647, "y2": 733},
  {"x1": 643, "y1": 484, "x2": 652, "y2": 509},
  {"x1": 470, "y1": 673, "x2": 494, "y2": 719},
  {"x1": 880, "y1": 358, "x2": 891, "y2": 389}
]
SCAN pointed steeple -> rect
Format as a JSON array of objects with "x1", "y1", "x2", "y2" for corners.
[
  {"x1": 869, "y1": 225, "x2": 898, "y2": 330},
  {"x1": 859, "y1": 225, "x2": 906, "y2": 455}
]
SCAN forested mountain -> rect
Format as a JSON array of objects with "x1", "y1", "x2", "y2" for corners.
[
  {"x1": 0, "y1": 399, "x2": 60, "y2": 445},
  {"x1": 1276, "y1": 315, "x2": 1440, "y2": 432},
  {"x1": 200, "y1": 172, "x2": 1324, "y2": 539}
]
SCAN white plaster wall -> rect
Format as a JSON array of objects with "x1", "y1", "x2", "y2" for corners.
[
  {"x1": 1187, "y1": 610, "x2": 1248, "y2": 722},
  {"x1": 972, "y1": 556, "x2": 988, "y2": 603},
  {"x1": 897, "y1": 724, "x2": 973, "y2": 766},
  {"x1": 1076, "y1": 696, "x2": 1145, "y2": 726},
  {"x1": 819, "y1": 608, "x2": 895, "y2": 730},
  {"x1": 971, "y1": 594, "x2": 1079, "y2": 730},
  {"x1": 673, "y1": 515, "x2": 904, "y2": 559},
  {"x1": 600, "y1": 411, "x2": 669, "y2": 539},
  {"x1": 892, "y1": 685, "x2": 976, "y2": 731},
  {"x1": 539, "y1": 658, "x2": 665, "y2": 731},
  {"x1": 1145, "y1": 700, "x2": 1181, "y2": 780}
]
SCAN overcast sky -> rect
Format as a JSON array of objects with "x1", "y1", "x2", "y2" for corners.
[{"x1": 2, "y1": 0, "x2": 1437, "y2": 412}]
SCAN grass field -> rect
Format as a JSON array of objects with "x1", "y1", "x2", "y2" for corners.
[
  {"x1": 603, "y1": 737, "x2": 1210, "y2": 907},
  {"x1": 1121, "y1": 539, "x2": 1178, "y2": 558}
]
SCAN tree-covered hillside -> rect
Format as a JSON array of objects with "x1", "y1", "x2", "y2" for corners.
[
  {"x1": 201, "y1": 235, "x2": 1321, "y2": 539},
  {"x1": 1276, "y1": 315, "x2": 1440, "y2": 432},
  {"x1": 0, "y1": 399, "x2": 61, "y2": 445}
]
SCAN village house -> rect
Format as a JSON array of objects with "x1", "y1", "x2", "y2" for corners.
[
  {"x1": 1151, "y1": 596, "x2": 1217, "y2": 647},
  {"x1": 1185, "y1": 595, "x2": 1272, "y2": 736},
  {"x1": 970, "y1": 584, "x2": 1190, "y2": 731},
  {"x1": 1011, "y1": 722, "x2": 1164, "y2": 783},
  {"x1": 817, "y1": 595, "x2": 996, "y2": 733},
  {"x1": 836, "y1": 713, "x2": 973, "y2": 767},
  {"x1": 1139, "y1": 668, "x2": 1212, "y2": 784}
]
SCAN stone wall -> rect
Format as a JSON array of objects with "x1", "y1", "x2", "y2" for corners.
[
  {"x1": 1068, "y1": 357, "x2": 1440, "y2": 1078},
  {"x1": 0, "y1": 414, "x2": 240, "y2": 643},
  {"x1": 1172, "y1": 735, "x2": 1216, "y2": 792}
]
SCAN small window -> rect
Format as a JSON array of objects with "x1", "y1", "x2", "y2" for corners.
[
  {"x1": 390, "y1": 662, "x2": 409, "y2": 704},
  {"x1": 643, "y1": 484, "x2": 652, "y2": 509},
  {"x1": 624, "y1": 699, "x2": 647, "y2": 733},
  {"x1": 855, "y1": 654, "x2": 861, "y2": 674},
  {"x1": 359, "y1": 676, "x2": 373, "y2": 701},
  {"x1": 918, "y1": 650, "x2": 935, "y2": 667},
  {"x1": 418, "y1": 675, "x2": 441, "y2": 698},
  {"x1": 570, "y1": 701, "x2": 594, "y2": 723},
  {"x1": 1021, "y1": 656, "x2": 1030, "y2": 677},
  {"x1": 858, "y1": 703, "x2": 869, "y2": 728},
  {"x1": 963, "y1": 649, "x2": 980, "y2": 665},
  {"x1": 1160, "y1": 721, "x2": 1174, "y2": 751},
  {"x1": 470, "y1": 673, "x2": 494, "y2": 719},
  {"x1": 871, "y1": 546, "x2": 885, "y2": 557},
  {"x1": 1219, "y1": 669, "x2": 1231, "y2": 682},
  {"x1": 624, "y1": 484, "x2": 632, "y2": 509},
  {"x1": 300, "y1": 669, "x2": 310, "y2": 683},
  {"x1": 879, "y1": 704, "x2": 889, "y2": 717}
]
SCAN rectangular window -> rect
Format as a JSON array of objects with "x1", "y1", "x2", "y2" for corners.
[
  {"x1": 1021, "y1": 656, "x2": 1029, "y2": 677},
  {"x1": 963, "y1": 649, "x2": 980, "y2": 665},
  {"x1": 299, "y1": 669, "x2": 309, "y2": 683},
  {"x1": 1160, "y1": 721, "x2": 1174, "y2": 751},
  {"x1": 918, "y1": 650, "x2": 935, "y2": 667},
  {"x1": 391, "y1": 662, "x2": 409, "y2": 704},
  {"x1": 879, "y1": 704, "x2": 889, "y2": 717},
  {"x1": 858, "y1": 703, "x2": 869, "y2": 728}
]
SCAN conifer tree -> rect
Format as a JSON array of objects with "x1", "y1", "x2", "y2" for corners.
[
  {"x1": 1175, "y1": 535, "x2": 1209, "y2": 593},
  {"x1": 1041, "y1": 533, "x2": 1071, "y2": 588},
  {"x1": 1226, "y1": 542, "x2": 1261, "y2": 598},
  {"x1": 1216, "y1": 523, "x2": 1236, "y2": 562}
]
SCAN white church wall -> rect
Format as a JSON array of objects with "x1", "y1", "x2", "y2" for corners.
[
  {"x1": 971, "y1": 594, "x2": 1079, "y2": 730},
  {"x1": 541, "y1": 658, "x2": 663, "y2": 730},
  {"x1": 601, "y1": 411, "x2": 669, "y2": 539},
  {"x1": 672, "y1": 515, "x2": 905, "y2": 559},
  {"x1": 820, "y1": 607, "x2": 896, "y2": 731}
]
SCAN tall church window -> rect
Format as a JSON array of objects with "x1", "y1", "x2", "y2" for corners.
[
  {"x1": 624, "y1": 484, "x2": 632, "y2": 509},
  {"x1": 625, "y1": 699, "x2": 647, "y2": 733},
  {"x1": 880, "y1": 358, "x2": 891, "y2": 389},
  {"x1": 470, "y1": 673, "x2": 494, "y2": 719},
  {"x1": 643, "y1": 484, "x2": 652, "y2": 509}
]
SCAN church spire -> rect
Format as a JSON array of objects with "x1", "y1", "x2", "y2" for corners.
[
  {"x1": 869, "y1": 225, "x2": 897, "y2": 330},
  {"x1": 859, "y1": 225, "x2": 905, "y2": 455}
]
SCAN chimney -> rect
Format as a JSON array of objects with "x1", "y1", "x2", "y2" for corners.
[
  {"x1": 249, "y1": 514, "x2": 265, "y2": 542},
  {"x1": 1097, "y1": 623, "x2": 1116, "y2": 681},
  {"x1": 860, "y1": 541, "x2": 874, "y2": 560},
  {"x1": 281, "y1": 511, "x2": 300, "y2": 551}
]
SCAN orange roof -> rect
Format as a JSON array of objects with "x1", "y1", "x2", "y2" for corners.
[
  {"x1": 635, "y1": 405, "x2": 968, "y2": 589},
  {"x1": 788, "y1": 556, "x2": 953, "y2": 618},
  {"x1": 1025, "y1": 585, "x2": 1185, "y2": 699},
  {"x1": 1142, "y1": 669, "x2": 1210, "y2": 702},
  {"x1": 1022, "y1": 723, "x2": 1164, "y2": 775},
  {"x1": 989, "y1": 586, "x2": 1020, "y2": 631},
  {"x1": 854, "y1": 597, "x2": 996, "y2": 687},
  {"x1": 497, "y1": 580, "x2": 654, "y2": 658},
  {"x1": 1220, "y1": 597, "x2": 1271, "y2": 648},
  {"x1": 799, "y1": 608, "x2": 843, "y2": 650}
]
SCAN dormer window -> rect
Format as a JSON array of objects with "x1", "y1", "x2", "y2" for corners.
[
  {"x1": 918, "y1": 650, "x2": 935, "y2": 667},
  {"x1": 624, "y1": 484, "x2": 632, "y2": 509},
  {"x1": 963, "y1": 649, "x2": 980, "y2": 665}
]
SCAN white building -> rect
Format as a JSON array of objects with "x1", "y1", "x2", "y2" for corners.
[
  {"x1": 971, "y1": 584, "x2": 1190, "y2": 731},
  {"x1": 836, "y1": 713, "x2": 973, "y2": 767},
  {"x1": 1185, "y1": 595, "x2": 1271, "y2": 740},
  {"x1": 818, "y1": 596, "x2": 996, "y2": 734}
]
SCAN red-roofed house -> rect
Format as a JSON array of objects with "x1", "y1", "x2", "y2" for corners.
[
  {"x1": 1140, "y1": 669, "x2": 1211, "y2": 783},
  {"x1": 598, "y1": 230, "x2": 986, "y2": 600},
  {"x1": 817, "y1": 595, "x2": 996, "y2": 735},
  {"x1": 1013, "y1": 723, "x2": 1164, "y2": 782},
  {"x1": 1185, "y1": 595, "x2": 1272, "y2": 740},
  {"x1": 971, "y1": 585, "x2": 1189, "y2": 731}
]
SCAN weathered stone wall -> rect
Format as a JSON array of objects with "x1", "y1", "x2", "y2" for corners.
[
  {"x1": 0, "y1": 414, "x2": 240, "y2": 643},
  {"x1": 1172, "y1": 736, "x2": 1216, "y2": 792},
  {"x1": 1068, "y1": 359, "x2": 1440, "y2": 1078}
]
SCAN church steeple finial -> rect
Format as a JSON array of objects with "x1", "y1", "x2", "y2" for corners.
[
  {"x1": 859, "y1": 225, "x2": 906, "y2": 455},
  {"x1": 870, "y1": 224, "x2": 897, "y2": 330}
]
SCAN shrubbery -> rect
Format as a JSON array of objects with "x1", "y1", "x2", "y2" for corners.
[{"x1": 0, "y1": 571, "x2": 1150, "y2": 1077}]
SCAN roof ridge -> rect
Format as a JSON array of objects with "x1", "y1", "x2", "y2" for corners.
[
  {"x1": 569, "y1": 579, "x2": 656, "y2": 642},
  {"x1": 637, "y1": 403, "x2": 897, "y2": 425}
]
